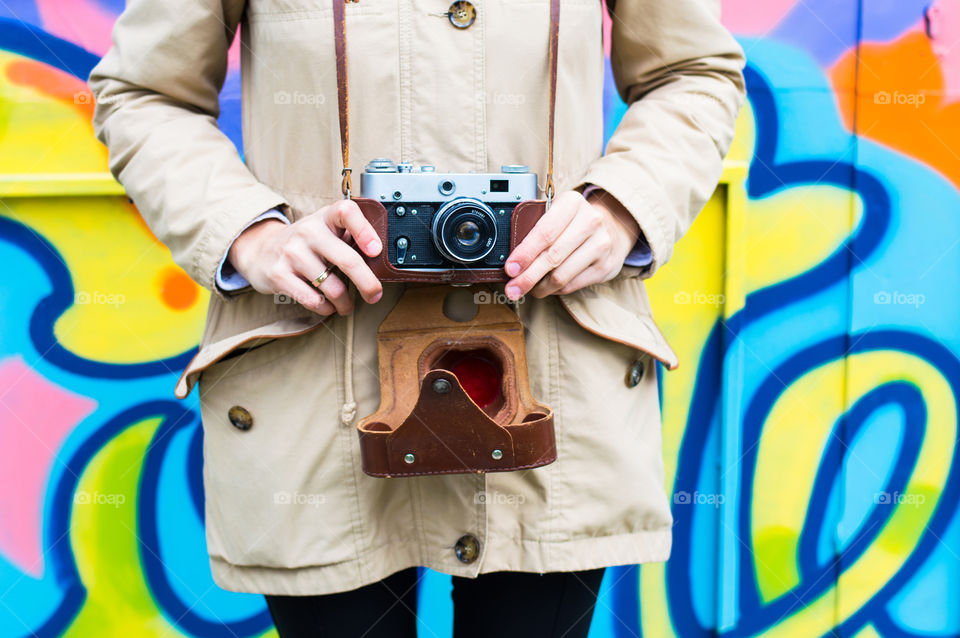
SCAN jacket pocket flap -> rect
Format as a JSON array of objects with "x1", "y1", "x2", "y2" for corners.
[
  {"x1": 557, "y1": 280, "x2": 679, "y2": 370},
  {"x1": 175, "y1": 313, "x2": 327, "y2": 399}
]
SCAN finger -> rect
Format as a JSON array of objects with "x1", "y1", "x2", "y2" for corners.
[
  {"x1": 277, "y1": 275, "x2": 336, "y2": 316},
  {"x1": 504, "y1": 190, "x2": 581, "y2": 278},
  {"x1": 303, "y1": 230, "x2": 383, "y2": 304},
  {"x1": 284, "y1": 246, "x2": 355, "y2": 315},
  {"x1": 531, "y1": 234, "x2": 605, "y2": 298},
  {"x1": 506, "y1": 205, "x2": 598, "y2": 299},
  {"x1": 324, "y1": 199, "x2": 382, "y2": 257},
  {"x1": 556, "y1": 262, "x2": 609, "y2": 296},
  {"x1": 285, "y1": 245, "x2": 341, "y2": 301},
  {"x1": 310, "y1": 271, "x2": 353, "y2": 315}
]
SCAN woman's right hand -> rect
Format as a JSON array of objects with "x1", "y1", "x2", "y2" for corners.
[{"x1": 227, "y1": 199, "x2": 384, "y2": 316}]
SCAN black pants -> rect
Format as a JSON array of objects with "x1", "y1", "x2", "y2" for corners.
[{"x1": 265, "y1": 567, "x2": 606, "y2": 638}]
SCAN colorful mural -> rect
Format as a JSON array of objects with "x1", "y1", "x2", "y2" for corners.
[{"x1": 1, "y1": 0, "x2": 958, "y2": 636}]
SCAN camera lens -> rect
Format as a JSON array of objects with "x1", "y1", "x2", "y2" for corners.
[
  {"x1": 456, "y1": 221, "x2": 481, "y2": 247},
  {"x1": 432, "y1": 198, "x2": 498, "y2": 264}
]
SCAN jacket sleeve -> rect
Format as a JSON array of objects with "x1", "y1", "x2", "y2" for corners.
[
  {"x1": 575, "y1": 0, "x2": 746, "y2": 277},
  {"x1": 88, "y1": 0, "x2": 291, "y2": 300}
]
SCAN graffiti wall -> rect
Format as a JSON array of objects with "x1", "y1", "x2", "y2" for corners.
[{"x1": 1, "y1": 0, "x2": 958, "y2": 636}]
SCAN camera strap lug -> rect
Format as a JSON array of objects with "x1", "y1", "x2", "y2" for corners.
[{"x1": 341, "y1": 167, "x2": 352, "y2": 199}]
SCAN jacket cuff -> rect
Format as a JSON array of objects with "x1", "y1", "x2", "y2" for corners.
[
  {"x1": 193, "y1": 183, "x2": 291, "y2": 302},
  {"x1": 216, "y1": 208, "x2": 291, "y2": 294}
]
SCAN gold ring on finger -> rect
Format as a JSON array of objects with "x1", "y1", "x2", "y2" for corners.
[{"x1": 312, "y1": 266, "x2": 333, "y2": 289}]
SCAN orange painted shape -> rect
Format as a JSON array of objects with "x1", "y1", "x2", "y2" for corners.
[
  {"x1": 157, "y1": 266, "x2": 199, "y2": 311},
  {"x1": 831, "y1": 30, "x2": 960, "y2": 191},
  {"x1": 6, "y1": 60, "x2": 94, "y2": 121}
]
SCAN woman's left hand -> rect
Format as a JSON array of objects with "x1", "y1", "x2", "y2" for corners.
[{"x1": 503, "y1": 189, "x2": 641, "y2": 300}]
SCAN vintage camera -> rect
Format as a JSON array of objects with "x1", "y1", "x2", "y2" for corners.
[
  {"x1": 354, "y1": 164, "x2": 555, "y2": 475},
  {"x1": 360, "y1": 159, "x2": 538, "y2": 271}
]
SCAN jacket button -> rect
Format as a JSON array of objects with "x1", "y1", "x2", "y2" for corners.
[
  {"x1": 626, "y1": 360, "x2": 645, "y2": 388},
  {"x1": 454, "y1": 534, "x2": 480, "y2": 563},
  {"x1": 228, "y1": 405, "x2": 254, "y2": 430},
  {"x1": 447, "y1": 1, "x2": 476, "y2": 29}
]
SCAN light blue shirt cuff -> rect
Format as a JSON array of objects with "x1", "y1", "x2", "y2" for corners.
[
  {"x1": 216, "y1": 209, "x2": 290, "y2": 292},
  {"x1": 623, "y1": 235, "x2": 653, "y2": 268},
  {"x1": 582, "y1": 184, "x2": 652, "y2": 268}
]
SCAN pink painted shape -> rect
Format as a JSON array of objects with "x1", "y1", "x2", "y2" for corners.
[
  {"x1": 721, "y1": 0, "x2": 799, "y2": 36},
  {"x1": 35, "y1": 0, "x2": 118, "y2": 57},
  {"x1": 602, "y1": 1, "x2": 612, "y2": 57},
  {"x1": 36, "y1": 0, "x2": 244, "y2": 71},
  {"x1": 927, "y1": 0, "x2": 960, "y2": 102},
  {"x1": 0, "y1": 357, "x2": 96, "y2": 577},
  {"x1": 228, "y1": 27, "x2": 242, "y2": 70}
]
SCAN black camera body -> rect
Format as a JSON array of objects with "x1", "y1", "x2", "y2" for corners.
[{"x1": 360, "y1": 159, "x2": 538, "y2": 270}]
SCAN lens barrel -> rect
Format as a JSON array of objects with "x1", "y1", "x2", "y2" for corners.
[{"x1": 431, "y1": 198, "x2": 498, "y2": 264}]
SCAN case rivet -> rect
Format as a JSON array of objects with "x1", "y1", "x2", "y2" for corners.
[
  {"x1": 491, "y1": 449, "x2": 503, "y2": 460},
  {"x1": 404, "y1": 453, "x2": 415, "y2": 464},
  {"x1": 433, "y1": 378, "x2": 452, "y2": 394}
]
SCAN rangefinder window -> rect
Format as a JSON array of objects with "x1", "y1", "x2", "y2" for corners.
[{"x1": 489, "y1": 179, "x2": 508, "y2": 192}]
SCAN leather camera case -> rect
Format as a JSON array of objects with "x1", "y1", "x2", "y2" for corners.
[
  {"x1": 357, "y1": 284, "x2": 557, "y2": 477},
  {"x1": 352, "y1": 197, "x2": 545, "y2": 284}
]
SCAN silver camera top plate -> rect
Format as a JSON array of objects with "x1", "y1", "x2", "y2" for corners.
[{"x1": 360, "y1": 158, "x2": 538, "y2": 203}]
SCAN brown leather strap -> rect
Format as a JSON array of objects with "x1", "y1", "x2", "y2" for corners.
[
  {"x1": 333, "y1": 0, "x2": 351, "y2": 197},
  {"x1": 332, "y1": 0, "x2": 560, "y2": 201},
  {"x1": 545, "y1": 0, "x2": 560, "y2": 204}
]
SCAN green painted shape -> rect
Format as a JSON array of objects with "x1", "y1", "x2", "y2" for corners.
[
  {"x1": 64, "y1": 417, "x2": 186, "y2": 637},
  {"x1": 754, "y1": 526, "x2": 802, "y2": 602},
  {"x1": 62, "y1": 417, "x2": 282, "y2": 637}
]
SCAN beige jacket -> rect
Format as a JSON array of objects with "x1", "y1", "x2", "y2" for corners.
[{"x1": 89, "y1": 0, "x2": 744, "y2": 595}]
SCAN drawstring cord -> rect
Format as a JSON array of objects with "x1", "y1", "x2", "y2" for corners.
[
  {"x1": 340, "y1": 284, "x2": 358, "y2": 426},
  {"x1": 332, "y1": 0, "x2": 356, "y2": 426}
]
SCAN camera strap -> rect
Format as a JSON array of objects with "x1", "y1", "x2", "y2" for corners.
[
  {"x1": 331, "y1": 0, "x2": 561, "y2": 203},
  {"x1": 545, "y1": 0, "x2": 559, "y2": 205},
  {"x1": 333, "y1": 0, "x2": 351, "y2": 197}
]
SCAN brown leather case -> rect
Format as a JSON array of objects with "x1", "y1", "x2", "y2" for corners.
[
  {"x1": 353, "y1": 197, "x2": 545, "y2": 284},
  {"x1": 357, "y1": 285, "x2": 556, "y2": 477}
]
